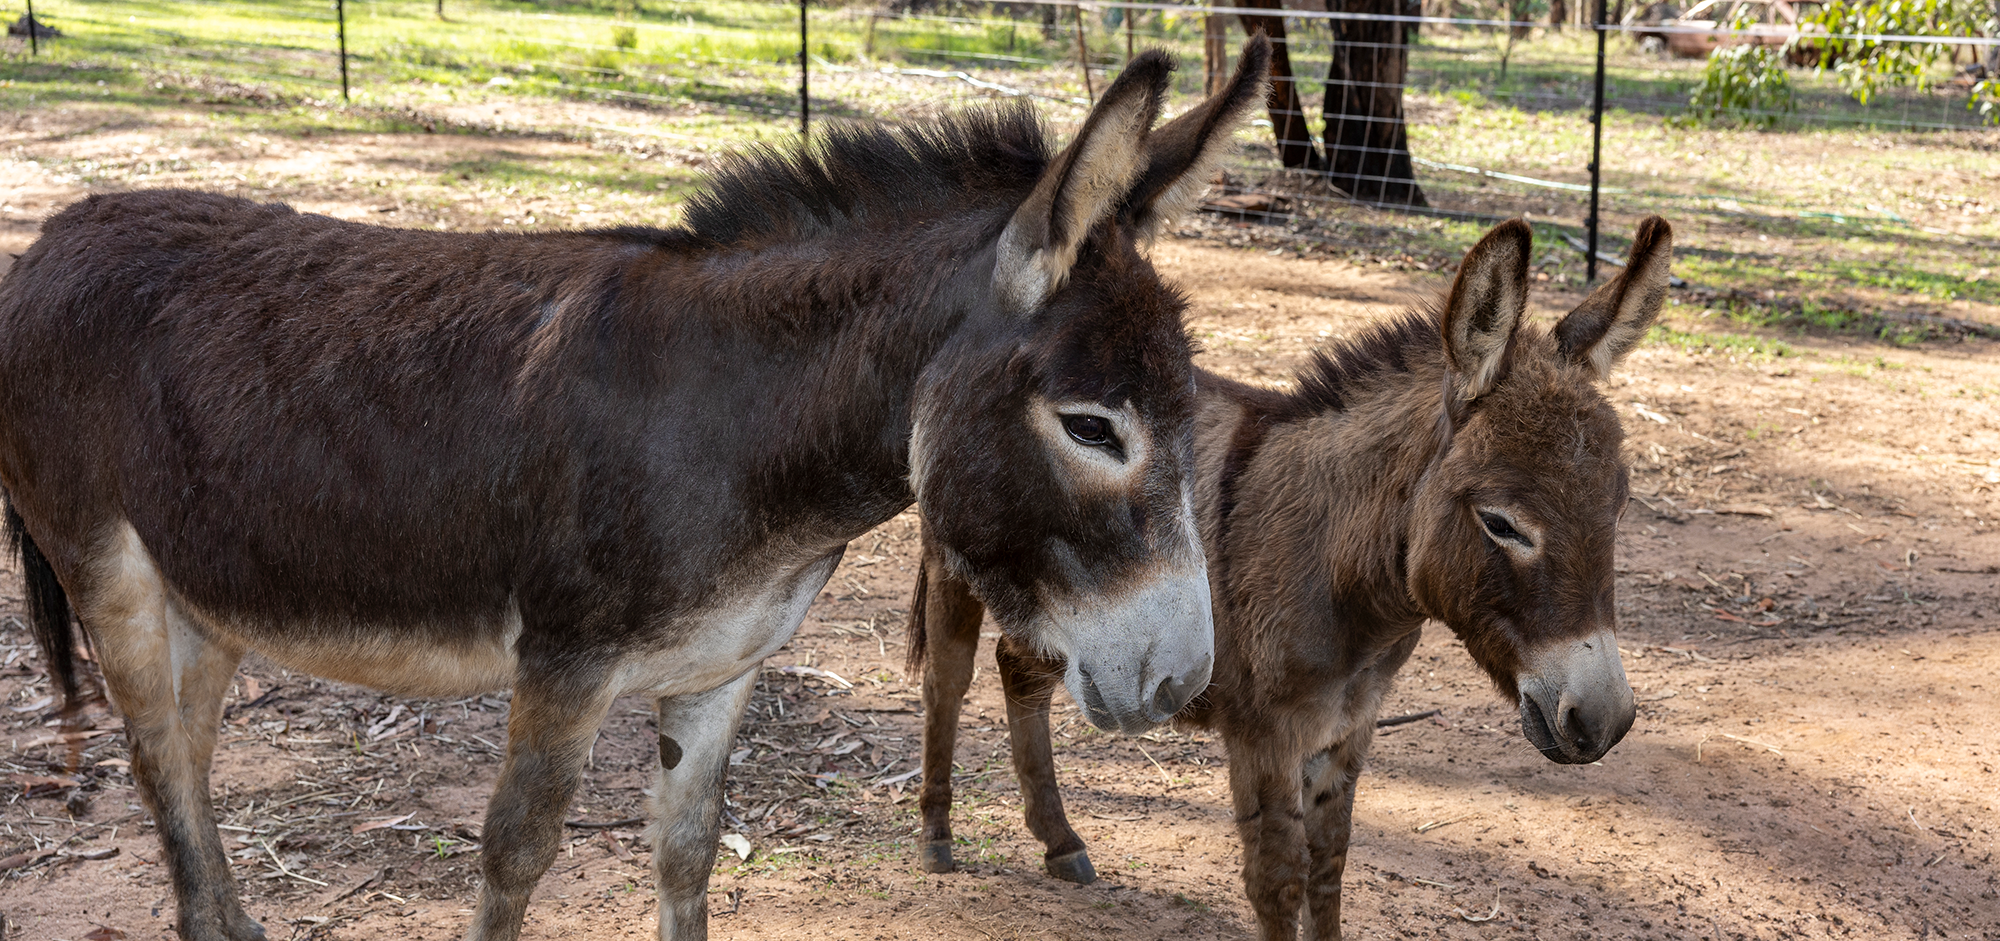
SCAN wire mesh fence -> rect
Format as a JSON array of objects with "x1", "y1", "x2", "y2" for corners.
[{"x1": 5, "y1": 0, "x2": 1995, "y2": 329}]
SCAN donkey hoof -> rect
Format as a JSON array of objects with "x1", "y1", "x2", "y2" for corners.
[
  {"x1": 919, "y1": 840, "x2": 956, "y2": 874},
  {"x1": 1044, "y1": 849, "x2": 1097, "y2": 884}
]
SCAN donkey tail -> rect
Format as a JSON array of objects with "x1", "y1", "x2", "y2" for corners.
[
  {"x1": 904, "y1": 554, "x2": 931, "y2": 675},
  {"x1": 6, "y1": 502, "x2": 83, "y2": 715}
]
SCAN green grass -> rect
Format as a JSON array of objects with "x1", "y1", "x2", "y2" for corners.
[{"x1": 1647, "y1": 321, "x2": 1799, "y2": 359}]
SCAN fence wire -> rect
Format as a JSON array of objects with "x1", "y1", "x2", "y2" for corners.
[{"x1": 5, "y1": 0, "x2": 1995, "y2": 323}]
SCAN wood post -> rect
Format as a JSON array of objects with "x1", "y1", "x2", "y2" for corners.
[
  {"x1": 1073, "y1": 4, "x2": 1094, "y2": 103},
  {"x1": 1203, "y1": 15, "x2": 1229, "y2": 96}
]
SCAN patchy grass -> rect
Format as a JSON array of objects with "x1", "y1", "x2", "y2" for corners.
[
  {"x1": 6, "y1": 0, "x2": 1994, "y2": 336},
  {"x1": 1647, "y1": 321, "x2": 1801, "y2": 360}
]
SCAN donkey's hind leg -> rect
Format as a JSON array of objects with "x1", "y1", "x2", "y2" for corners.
[
  {"x1": 914, "y1": 559, "x2": 984, "y2": 874},
  {"x1": 649, "y1": 668, "x2": 758, "y2": 941},
  {"x1": 78, "y1": 528, "x2": 257, "y2": 941},
  {"x1": 994, "y1": 636, "x2": 1095, "y2": 884}
]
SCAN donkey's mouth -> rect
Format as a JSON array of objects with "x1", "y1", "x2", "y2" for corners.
[
  {"x1": 1517, "y1": 685, "x2": 1631, "y2": 764},
  {"x1": 1075, "y1": 670, "x2": 1119, "y2": 731},
  {"x1": 1515, "y1": 631, "x2": 1636, "y2": 765},
  {"x1": 1518, "y1": 695, "x2": 1581, "y2": 763}
]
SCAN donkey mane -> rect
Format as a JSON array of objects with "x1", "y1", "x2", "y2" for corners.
[
  {"x1": 679, "y1": 104, "x2": 1053, "y2": 247},
  {"x1": 1278, "y1": 310, "x2": 1443, "y2": 420}
]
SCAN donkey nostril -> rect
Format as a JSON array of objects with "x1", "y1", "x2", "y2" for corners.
[
  {"x1": 1149, "y1": 672, "x2": 1197, "y2": 721},
  {"x1": 1561, "y1": 703, "x2": 1595, "y2": 753}
]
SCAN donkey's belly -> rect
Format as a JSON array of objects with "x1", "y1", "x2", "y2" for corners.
[
  {"x1": 184, "y1": 601, "x2": 525, "y2": 699},
  {"x1": 213, "y1": 612, "x2": 525, "y2": 698},
  {"x1": 94, "y1": 520, "x2": 840, "y2": 701},
  {"x1": 92, "y1": 520, "x2": 525, "y2": 698}
]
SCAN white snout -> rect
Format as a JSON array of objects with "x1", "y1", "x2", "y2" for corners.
[
  {"x1": 1045, "y1": 562, "x2": 1214, "y2": 734},
  {"x1": 1516, "y1": 629, "x2": 1636, "y2": 764}
]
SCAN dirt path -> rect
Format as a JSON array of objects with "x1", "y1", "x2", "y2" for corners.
[{"x1": 2, "y1": 101, "x2": 1997, "y2": 941}]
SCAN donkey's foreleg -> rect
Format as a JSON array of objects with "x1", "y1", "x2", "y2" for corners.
[
  {"x1": 1297, "y1": 739, "x2": 1366, "y2": 941},
  {"x1": 915, "y1": 563, "x2": 983, "y2": 874},
  {"x1": 1227, "y1": 741, "x2": 1311, "y2": 941},
  {"x1": 466, "y1": 675, "x2": 616, "y2": 941},
  {"x1": 649, "y1": 669, "x2": 759, "y2": 941},
  {"x1": 994, "y1": 636, "x2": 1094, "y2": 884},
  {"x1": 79, "y1": 531, "x2": 260, "y2": 941}
]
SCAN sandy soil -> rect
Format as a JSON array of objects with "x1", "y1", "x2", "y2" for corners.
[{"x1": 2, "y1": 99, "x2": 1998, "y2": 941}]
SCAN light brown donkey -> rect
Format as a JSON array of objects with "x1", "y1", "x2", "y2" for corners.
[{"x1": 908, "y1": 217, "x2": 1671, "y2": 939}]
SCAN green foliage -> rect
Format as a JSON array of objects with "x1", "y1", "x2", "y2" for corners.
[
  {"x1": 1682, "y1": 4, "x2": 1797, "y2": 125},
  {"x1": 1685, "y1": 43, "x2": 1796, "y2": 125},
  {"x1": 610, "y1": 24, "x2": 638, "y2": 50},
  {"x1": 1803, "y1": 0, "x2": 2000, "y2": 121}
]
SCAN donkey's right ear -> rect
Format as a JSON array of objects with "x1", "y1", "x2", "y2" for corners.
[
  {"x1": 1440, "y1": 218, "x2": 1532, "y2": 402},
  {"x1": 993, "y1": 52, "x2": 1173, "y2": 313},
  {"x1": 1555, "y1": 216, "x2": 1673, "y2": 380},
  {"x1": 1121, "y1": 34, "x2": 1273, "y2": 240}
]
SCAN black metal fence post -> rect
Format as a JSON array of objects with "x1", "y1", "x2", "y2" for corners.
[
  {"x1": 1586, "y1": 0, "x2": 1607, "y2": 282},
  {"x1": 336, "y1": 0, "x2": 350, "y2": 100},
  {"x1": 25, "y1": 0, "x2": 37, "y2": 55},
  {"x1": 792, "y1": 0, "x2": 800, "y2": 141}
]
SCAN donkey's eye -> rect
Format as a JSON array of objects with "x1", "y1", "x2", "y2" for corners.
[
  {"x1": 1478, "y1": 511, "x2": 1532, "y2": 548},
  {"x1": 1061, "y1": 414, "x2": 1114, "y2": 447}
]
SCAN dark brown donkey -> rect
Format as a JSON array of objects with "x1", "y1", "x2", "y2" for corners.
[
  {"x1": 910, "y1": 217, "x2": 1671, "y2": 939},
  {"x1": 0, "y1": 42, "x2": 1274, "y2": 941}
]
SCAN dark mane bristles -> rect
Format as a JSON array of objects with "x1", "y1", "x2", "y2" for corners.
[
  {"x1": 1278, "y1": 310, "x2": 1441, "y2": 420},
  {"x1": 681, "y1": 104, "x2": 1052, "y2": 246}
]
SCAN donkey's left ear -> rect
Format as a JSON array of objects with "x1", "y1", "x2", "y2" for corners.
[
  {"x1": 1555, "y1": 216, "x2": 1674, "y2": 380},
  {"x1": 1121, "y1": 34, "x2": 1272, "y2": 240},
  {"x1": 993, "y1": 52, "x2": 1172, "y2": 313}
]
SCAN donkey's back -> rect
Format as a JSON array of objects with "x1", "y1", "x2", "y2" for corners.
[{"x1": 0, "y1": 191, "x2": 693, "y2": 692}]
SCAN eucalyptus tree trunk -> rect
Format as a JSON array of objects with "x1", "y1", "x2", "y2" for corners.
[
  {"x1": 1323, "y1": 0, "x2": 1429, "y2": 205},
  {"x1": 1204, "y1": 15, "x2": 1231, "y2": 95},
  {"x1": 1236, "y1": 0, "x2": 1328, "y2": 170}
]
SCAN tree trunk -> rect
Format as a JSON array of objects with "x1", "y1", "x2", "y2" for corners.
[
  {"x1": 1323, "y1": 0, "x2": 1428, "y2": 206},
  {"x1": 1204, "y1": 15, "x2": 1230, "y2": 96},
  {"x1": 1550, "y1": 0, "x2": 1568, "y2": 29},
  {"x1": 1236, "y1": 0, "x2": 1327, "y2": 170},
  {"x1": 1989, "y1": 0, "x2": 2000, "y2": 73}
]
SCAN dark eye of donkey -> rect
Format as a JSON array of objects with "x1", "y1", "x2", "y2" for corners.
[
  {"x1": 1479, "y1": 511, "x2": 1531, "y2": 547},
  {"x1": 1061, "y1": 414, "x2": 1112, "y2": 447}
]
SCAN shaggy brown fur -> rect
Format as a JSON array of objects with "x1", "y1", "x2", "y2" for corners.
[{"x1": 909, "y1": 217, "x2": 1672, "y2": 939}]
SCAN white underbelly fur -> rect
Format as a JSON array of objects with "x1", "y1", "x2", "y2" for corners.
[{"x1": 101, "y1": 521, "x2": 843, "y2": 703}]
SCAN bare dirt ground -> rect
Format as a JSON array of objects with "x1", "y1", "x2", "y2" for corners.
[{"x1": 2, "y1": 97, "x2": 1998, "y2": 941}]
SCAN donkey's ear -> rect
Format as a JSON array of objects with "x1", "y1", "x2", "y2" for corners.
[
  {"x1": 1440, "y1": 218, "x2": 1532, "y2": 401},
  {"x1": 1555, "y1": 216, "x2": 1673, "y2": 380},
  {"x1": 1121, "y1": 34, "x2": 1273, "y2": 240},
  {"x1": 993, "y1": 52, "x2": 1172, "y2": 312}
]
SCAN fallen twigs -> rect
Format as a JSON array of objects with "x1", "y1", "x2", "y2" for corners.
[
  {"x1": 1415, "y1": 813, "x2": 1477, "y2": 834},
  {"x1": 1375, "y1": 709, "x2": 1441, "y2": 728},
  {"x1": 564, "y1": 817, "x2": 646, "y2": 830},
  {"x1": 1453, "y1": 895, "x2": 1504, "y2": 922}
]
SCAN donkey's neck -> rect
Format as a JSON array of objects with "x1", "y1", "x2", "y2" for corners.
[
  {"x1": 1219, "y1": 317, "x2": 1453, "y2": 643},
  {"x1": 617, "y1": 214, "x2": 1006, "y2": 548}
]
